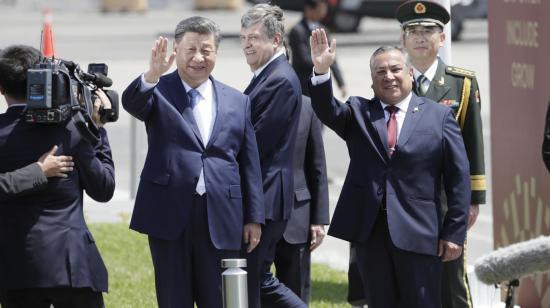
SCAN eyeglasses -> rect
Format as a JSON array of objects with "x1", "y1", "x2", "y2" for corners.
[{"x1": 404, "y1": 27, "x2": 441, "y2": 38}]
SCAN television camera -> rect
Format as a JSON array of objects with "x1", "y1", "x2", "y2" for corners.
[{"x1": 26, "y1": 57, "x2": 119, "y2": 144}]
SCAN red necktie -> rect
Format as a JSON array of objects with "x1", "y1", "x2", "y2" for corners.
[{"x1": 386, "y1": 105, "x2": 398, "y2": 156}]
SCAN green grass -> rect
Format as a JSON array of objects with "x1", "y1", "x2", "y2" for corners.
[
  {"x1": 309, "y1": 264, "x2": 349, "y2": 307},
  {"x1": 90, "y1": 223, "x2": 349, "y2": 307},
  {"x1": 90, "y1": 223, "x2": 157, "y2": 307}
]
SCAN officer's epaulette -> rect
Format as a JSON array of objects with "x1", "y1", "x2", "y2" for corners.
[{"x1": 446, "y1": 66, "x2": 476, "y2": 78}]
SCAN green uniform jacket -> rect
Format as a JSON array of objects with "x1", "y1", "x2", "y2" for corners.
[{"x1": 413, "y1": 58, "x2": 486, "y2": 205}]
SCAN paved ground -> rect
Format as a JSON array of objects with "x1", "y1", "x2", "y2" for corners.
[{"x1": 0, "y1": 0, "x2": 500, "y2": 305}]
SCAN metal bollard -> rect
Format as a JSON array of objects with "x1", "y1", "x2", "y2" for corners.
[{"x1": 221, "y1": 258, "x2": 248, "y2": 308}]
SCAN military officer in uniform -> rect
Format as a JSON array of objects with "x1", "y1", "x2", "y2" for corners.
[{"x1": 398, "y1": 1, "x2": 485, "y2": 307}]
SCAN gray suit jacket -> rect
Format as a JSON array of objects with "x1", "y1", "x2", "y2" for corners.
[
  {"x1": 283, "y1": 96, "x2": 330, "y2": 244},
  {"x1": 0, "y1": 163, "x2": 46, "y2": 201}
]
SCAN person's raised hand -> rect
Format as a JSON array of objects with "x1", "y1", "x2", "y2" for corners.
[
  {"x1": 309, "y1": 28, "x2": 336, "y2": 75},
  {"x1": 144, "y1": 36, "x2": 176, "y2": 83}
]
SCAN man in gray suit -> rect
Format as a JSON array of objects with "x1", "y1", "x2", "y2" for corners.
[
  {"x1": 274, "y1": 95, "x2": 329, "y2": 304},
  {"x1": 0, "y1": 145, "x2": 73, "y2": 201}
]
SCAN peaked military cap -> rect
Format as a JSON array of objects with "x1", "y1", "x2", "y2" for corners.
[{"x1": 396, "y1": 0, "x2": 450, "y2": 29}]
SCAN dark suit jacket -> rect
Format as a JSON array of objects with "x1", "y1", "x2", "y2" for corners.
[
  {"x1": 0, "y1": 162, "x2": 46, "y2": 201},
  {"x1": 122, "y1": 72, "x2": 264, "y2": 250},
  {"x1": 0, "y1": 106, "x2": 115, "y2": 292},
  {"x1": 288, "y1": 18, "x2": 345, "y2": 96},
  {"x1": 244, "y1": 55, "x2": 302, "y2": 222},
  {"x1": 310, "y1": 80, "x2": 471, "y2": 256},
  {"x1": 543, "y1": 101, "x2": 550, "y2": 172},
  {"x1": 283, "y1": 96, "x2": 329, "y2": 244}
]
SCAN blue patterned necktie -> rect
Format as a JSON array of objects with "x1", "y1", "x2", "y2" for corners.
[{"x1": 188, "y1": 88, "x2": 200, "y2": 108}]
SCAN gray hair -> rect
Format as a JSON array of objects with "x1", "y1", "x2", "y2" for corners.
[
  {"x1": 174, "y1": 16, "x2": 221, "y2": 48},
  {"x1": 369, "y1": 46, "x2": 411, "y2": 71},
  {"x1": 241, "y1": 3, "x2": 285, "y2": 39}
]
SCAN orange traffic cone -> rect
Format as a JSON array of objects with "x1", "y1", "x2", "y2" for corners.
[{"x1": 41, "y1": 9, "x2": 55, "y2": 58}]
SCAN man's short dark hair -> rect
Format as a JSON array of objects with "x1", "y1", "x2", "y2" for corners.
[
  {"x1": 305, "y1": 0, "x2": 328, "y2": 9},
  {"x1": 0, "y1": 45, "x2": 42, "y2": 100},
  {"x1": 174, "y1": 16, "x2": 221, "y2": 49}
]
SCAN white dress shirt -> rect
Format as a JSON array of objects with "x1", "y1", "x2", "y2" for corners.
[
  {"x1": 140, "y1": 74, "x2": 216, "y2": 195},
  {"x1": 181, "y1": 80, "x2": 216, "y2": 144},
  {"x1": 310, "y1": 68, "x2": 331, "y2": 85},
  {"x1": 252, "y1": 49, "x2": 286, "y2": 79}
]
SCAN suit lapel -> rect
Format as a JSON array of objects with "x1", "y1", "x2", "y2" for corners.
[
  {"x1": 244, "y1": 55, "x2": 286, "y2": 94},
  {"x1": 244, "y1": 74, "x2": 258, "y2": 95},
  {"x1": 425, "y1": 60, "x2": 450, "y2": 102},
  {"x1": 397, "y1": 95, "x2": 425, "y2": 148},
  {"x1": 165, "y1": 71, "x2": 204, "y2": 148},
  {"x1": 206, "y1": 77, "x2": 222, "y2": 149},
  {"x1": 366, "y1": 99, "x2": 390, "y2": 161}
]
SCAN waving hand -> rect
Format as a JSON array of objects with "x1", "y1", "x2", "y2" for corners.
[
  {"x1": 309, "y1": 29, "x2": 336, "y2": 75},
  {"x1": 144, "y1": 36, "x2": 176, "y2": 83}
]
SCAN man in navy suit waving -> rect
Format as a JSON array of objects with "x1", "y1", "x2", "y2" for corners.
[
  {"x1": 122, "y1": 17, "x2": 264, "y2": 308},
  {"x1": 309, "y1": 28, "x2": 471, "y2": 308}
]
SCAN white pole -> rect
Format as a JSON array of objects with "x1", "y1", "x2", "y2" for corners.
[{"x1": 439, "y1": 0, "x2": 452, "y2": 64}]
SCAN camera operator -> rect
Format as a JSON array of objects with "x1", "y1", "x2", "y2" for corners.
[
  {"x1": 0, "y1": 45, "x2": 115, "y2": 308},
  {"x1": 0, "y1": 145, "x2": 74, "y2": 201}
]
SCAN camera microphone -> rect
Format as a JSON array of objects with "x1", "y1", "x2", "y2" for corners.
[
  {"x1": 59, "y1": 60, "x2": 112, "y2": 87},
  {"x1": 81, "y1": 72, "x2": 112, "y2": 88},
  {"x1": 91, "y1": 73, "x2": 112, "y2": 88},
  {"x1": 474, "y1": 235, "x2": 550, "y2": 285}
]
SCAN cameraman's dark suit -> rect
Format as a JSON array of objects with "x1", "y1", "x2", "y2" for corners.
[
  {"x1": 274, "y1": 96, "x2": 329, "y2": 304},
  {"x1": 0, "y1": 105, "x2": 115, "y2": 307},
  {"x1": 0, "y1": 162, "x2": 46, "y2": 201}
]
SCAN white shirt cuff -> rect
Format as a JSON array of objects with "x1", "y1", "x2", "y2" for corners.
[
  {"x1": 140, "y1": 73, "x2": 158, "y2": 89},
  {"x1": 310, "y1": 69, "x2": 331, "y2": 86}
]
